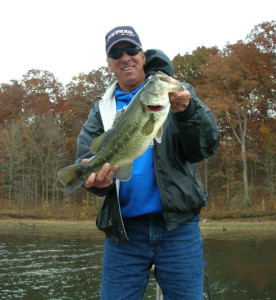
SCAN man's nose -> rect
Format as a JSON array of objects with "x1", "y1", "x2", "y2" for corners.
[{"x1": 120, "y1": 51, "x2": 131, "y2": 60}]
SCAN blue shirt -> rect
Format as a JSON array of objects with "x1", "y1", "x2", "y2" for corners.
[{"x1": 115, "y1": 85, "x2": 163, "y2": 217}]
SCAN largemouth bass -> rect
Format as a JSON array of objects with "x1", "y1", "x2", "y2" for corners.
[{"x1": 57, "y1": 71, "x2": 183, "y2": 194}]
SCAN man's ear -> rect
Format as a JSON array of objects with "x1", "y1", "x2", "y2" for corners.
[
  {"x1": 142, "y1": 52, "x2": 146, "y2": 66},
  {"x1": 107, "y1": 58, "x2": 112, "y2": 72}
]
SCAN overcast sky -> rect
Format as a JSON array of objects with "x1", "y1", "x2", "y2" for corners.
[{"x1": 1, "y1": 0, "x2": 275, "y2": 86}]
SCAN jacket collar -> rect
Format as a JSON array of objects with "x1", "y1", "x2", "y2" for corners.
[{"x1": 99, "y1": 81, "x2": 118, "y2": 132}]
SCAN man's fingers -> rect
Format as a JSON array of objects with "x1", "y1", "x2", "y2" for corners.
[
  {"x1": 83, "y1": 162, "x2": 119, "y2": 188},
  {"x1": 107, "y1": 165, "x2": 119, "y2": 180},
  {"x1": 100, "y1": 164, "x2": 119, "y2": 183},
  {"x1": 170, "y1": 90, "x2": 190, "y2": 103},
  {"x1": 96, "y1": 163, "x2": 110, "y2": 181},
  {"x1": 84, "y1": 173, "x2": 96, "y2": 188},
  {"x1": 169, "y1": 89, "x2": 191, "y2": 113}
]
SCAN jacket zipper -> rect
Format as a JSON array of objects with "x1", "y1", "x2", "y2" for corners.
[
  {"x1": 116, "y1": 180, "x2": 129, "y2": 241},
  {"x1": 153, "y1": 140, "x2": 165, "y2": 214}
]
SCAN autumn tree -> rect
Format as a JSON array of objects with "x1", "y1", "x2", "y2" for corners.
[
  {"x1": 172, "y1": 46, "x2": 222, "y2": 199},
  {"x1": 258, "y1": 119, "x2": 276, "y2": 211},
  {"x1": 21, "y1": 69, "x2": 65, "y2": 120},
  {"x1": 0, "y1": 121, "x2": 28, "y2": 209},
  {"x1": 246, "y1": 20, "x2": 276, "y2": 118},
  {"x1": 0, "y1": 81, "x2": 26, "y2": 123},
  {"x1": 62, "y1": 67, "x2": 114, "y2": 152},
  {"x1": 199, "y1": 42, "x2": 261, "y2": 207},
  {"x1": 173, "y1": 46, "x2": 219, "y2": 86},
  {"x1": 199, "y1": 34, "x2": 275, "y2": 209},
  {"x1": 172, "y1": 21, "x2": 276, "y2": 211}
]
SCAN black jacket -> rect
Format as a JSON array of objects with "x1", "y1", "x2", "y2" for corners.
[{"x1": 75, "y1": 50, "x2": 221, "y2": 242}]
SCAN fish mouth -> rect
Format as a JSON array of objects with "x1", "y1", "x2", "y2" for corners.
[{"x1": 146, "y1": 105, "x2": 163, "y2": 111}]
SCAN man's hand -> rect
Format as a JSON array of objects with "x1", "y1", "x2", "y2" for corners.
[
  {"x1": 82, "y1": 160, "x2": 119, "y2": 189},
  {"x1": 169, "y1": 87, "x2": 191, "y2": 113}
]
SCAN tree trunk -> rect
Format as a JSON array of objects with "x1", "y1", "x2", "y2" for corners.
[
  {"x1": 204, "y1": 159, "x2": 208, "y2": 194},
  {"x1": 269, "y1": 148, "x2": 274, "y2": 211},
  {"x1": 231, "y1": 110, "x2": 250, "y2": 207},
  {"x1": 241, "y1": 141, "x2": 250, "y2": 207}
]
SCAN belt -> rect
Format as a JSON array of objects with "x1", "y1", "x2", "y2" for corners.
[{"x1": 123, "y1": 213, "x2": 163, "y2": 220}]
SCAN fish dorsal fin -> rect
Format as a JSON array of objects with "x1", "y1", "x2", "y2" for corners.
[
  {"x1": 112, "y1": 108, "x2": 126, "y2": 126},
  {"x1": 92, "y1": 108, "x2": 126, "y2": 154},
  {"x1": 91, "y1": 131, "x2": 109, "y2": 154},
  {"x1": 141, "y1": 114, "x2": 156, "y2": 136},
  {"x1": 155, "y1": 126, "x2": 163, "y2": 143},
  {"x1": 114, "y1": 162, "x2": 133, "y2": 181}
]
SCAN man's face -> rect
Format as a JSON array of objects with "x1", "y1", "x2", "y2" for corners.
[{"x1": 107, "y1": 41, "x2": 146, "y2": 92}]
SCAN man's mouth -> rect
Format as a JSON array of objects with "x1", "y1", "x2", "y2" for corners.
[{"x1": 122, "y1": 66, "x2": 133, "y2": 71}]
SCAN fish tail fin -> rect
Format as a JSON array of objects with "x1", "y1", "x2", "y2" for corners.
[{"x1": 57, "y1": 163, "x2": 86, "y2": 195}]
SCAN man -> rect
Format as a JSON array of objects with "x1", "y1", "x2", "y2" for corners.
[{"x1": 76, "y1": 26, "x2": 220, "y2": 300}]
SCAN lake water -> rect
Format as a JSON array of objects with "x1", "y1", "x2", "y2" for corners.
[{"x1": 0, "y1": 225, "x2": 275, "y2": 299}]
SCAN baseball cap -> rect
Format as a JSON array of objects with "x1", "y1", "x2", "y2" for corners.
[{"x1": 105, "y1": 26, "x2": 142, "y2": 55}]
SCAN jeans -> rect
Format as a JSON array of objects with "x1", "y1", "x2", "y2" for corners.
[{"x1": 101, "y1": 215, "x2": 203, "y2": 300}]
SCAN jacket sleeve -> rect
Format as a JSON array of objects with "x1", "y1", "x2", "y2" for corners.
[
  {"x1": 171, "y1": 83, "x2": 221, "y2": 163},
  {"x1": 75, "y1": 101, "x2": 115, "y2": 196}
]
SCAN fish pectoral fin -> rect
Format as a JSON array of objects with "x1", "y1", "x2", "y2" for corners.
[
  {"x1": 141, "y1": 115, "x2": 155, "y2": 136},
  {"x1": 155, "y1": 126, "x2": 163, "y2": 143},
  {"x1": 91, "y1": 131, "x2": 109, "y2": 154},
  {"x1": 114, "y1": 163, "x2": 133, "y2": 181}
]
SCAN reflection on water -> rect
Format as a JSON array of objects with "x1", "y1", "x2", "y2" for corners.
[
  {"x1": 0, "y1": 227, "x2": 275, "y2": 299},
  {"x1": 202, "y1": 229, "x2": 276, "y2": 300}
]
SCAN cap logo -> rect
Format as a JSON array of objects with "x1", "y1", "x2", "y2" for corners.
[{"x1": 107, "y1": 29, "x2": 135, "y2": 42}]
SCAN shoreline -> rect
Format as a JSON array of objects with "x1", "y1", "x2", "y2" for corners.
[
  {"x1": 1, "y1": 216, "x2": 276, "y2": 231},
  {"x1": 0, "y1": 217, "x2": 96, "y2": 230}
]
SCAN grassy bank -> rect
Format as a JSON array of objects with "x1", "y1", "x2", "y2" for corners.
[
  {"x1": 0, "y1": 216, "x2": 96, "y2": 230},
  {"x1": 0, "y1": 215, "x2": 275, "y2": 231},
  {"x1": 200, "y1": 217, "x2": 276, "y2": 230}
]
